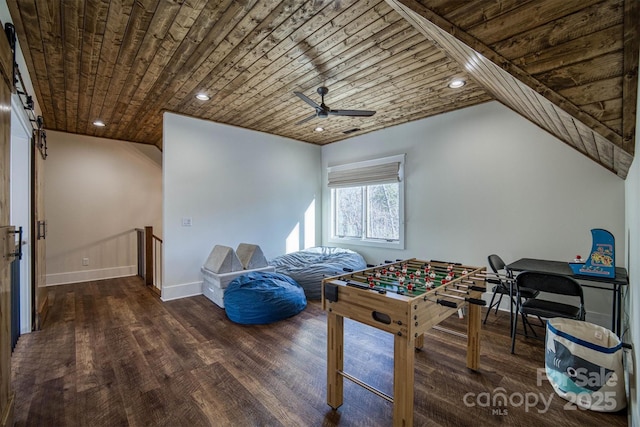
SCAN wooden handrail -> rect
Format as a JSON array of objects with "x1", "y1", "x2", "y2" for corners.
[{"x1": 136, "y1": 227, "x2": 162, "y2": 242}]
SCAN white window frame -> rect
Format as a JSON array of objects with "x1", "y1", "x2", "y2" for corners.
[{"x1": 328, "y1": 154, "x2": 405, "y2": 249}]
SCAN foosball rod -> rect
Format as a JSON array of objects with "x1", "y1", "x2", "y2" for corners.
[
  {"x1": 432, "y1": 325, "x2": 467, "y2": 339},
  {"x1": 433, "y1": 279, "x2": 486, "y2": 292},
  {"x1": 347, "y1": 278, "x2": 433, "y2": 296},
  {"x1": 338, "y1": 370, "x2": 393, "y2": 403},
  {"x1": 347, "y1": 272, "x2": 434, "y2": 288},
  {"x1": 404, "y1": 260, "x2": 471, "y2": 271},
  {"x1": 350, "y1": 273, "x2": 470, "y2": 292},
  {"x1": 457, "y1": 279, "x2": 487, "y2": 291},
  {"x1": 383, "y1": 259, "x2": 469, "y2": 274},
  {"x1": 344, "y1": 265, "x2": 484, "y2": 290},
  {"x1": 473, "y1": 273, "x2": 515, "y2": 283},
  {"x1": 397, "y1": 259, "x2": 463, "y2": 267},
  {"x1": 453, "y1": 285, "x2": 486, "y2": 293},
  {"x1": 345, "y1": 274, "x2": 407, "y2": 288},
  {"x1": 402, "y1": 264, "x2": 468, "y2": 276},
  {"x1": 435, "y1": 292, "x2": 486, "y2": 307},
  {"x1": 355, "y1": 267, "x2": 471, "y2": 281},
  {"x1": 367, "y1": 262, "x2": 477, "y2": 282},
  {"x1": 345, "y1": 281, "x2": 388, "y2": 294},
  {"x1": 442, "y1": 286, "x2": 468, "y2": 295},
  {"x1": 352, "y1": 273, "x2": 436, "y2": 286},
  {"x1": 429, "y1": 297, "x2": 470, "y2": 339}
]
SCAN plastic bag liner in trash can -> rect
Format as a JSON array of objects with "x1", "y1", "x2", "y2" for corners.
[{"x1": 545, "y1": 318, "x2": 626, "y2": 412}]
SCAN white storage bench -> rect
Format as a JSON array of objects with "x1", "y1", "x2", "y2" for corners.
[
  {"x1": 201, "y1": 243, "x2": 273, "y2": 308},
  {"x1": 201, "y1": 265, "x2": 275, "y2": 308}
]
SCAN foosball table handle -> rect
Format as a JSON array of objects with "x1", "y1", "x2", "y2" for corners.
[
  {"x1": 431, "y1": 259, "x2": 462, "y2": 265},
  {"x1": 438, "y1": 298, "x2": 486, "y2": 308},
  {"x1": 466, "y1": 298, "x2": 487, "y2": 306},
  {"x1": 437, "y1": 299, "x2": 457, "y2": 308}
]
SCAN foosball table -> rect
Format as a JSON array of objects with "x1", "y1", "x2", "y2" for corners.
[{"x1": 321, "y1": 258, "x2": 486, "y2": 427}]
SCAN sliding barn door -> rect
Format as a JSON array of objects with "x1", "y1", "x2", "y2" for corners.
[
  {"x1": 32, "y1": 129, "x2": 46, "y2": 330},
  {"x1": 0, "y1": 21, "x2": 14, "y2": 427}
]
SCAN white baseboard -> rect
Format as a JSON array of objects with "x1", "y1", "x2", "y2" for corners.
[
  {"x1": 46, "y1": 265, "x2": 137, "y2": 286},
  {"x1": 161, "y1": 281, "x2": 203, "y2": 301}
]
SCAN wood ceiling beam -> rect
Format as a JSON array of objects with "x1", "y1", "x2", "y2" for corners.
[{"x1": 385, "y1": 0, "x2": 635, "y2": 178}]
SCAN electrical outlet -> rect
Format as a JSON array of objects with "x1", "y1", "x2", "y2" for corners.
[{"x1": 82, "y1": 257, "x2": 89, "y2": 266}]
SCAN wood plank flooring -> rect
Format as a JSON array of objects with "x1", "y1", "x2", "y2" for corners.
[{"x1": 11, "y1": 276, "x2": 628, "y2": 426}]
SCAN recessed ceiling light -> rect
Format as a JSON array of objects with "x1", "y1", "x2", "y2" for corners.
[
  {"x1": 195, "y1": 93, "x2": 210, "y2": 101},
  {"x1": 314, "y1": 126, "x2": 324, "y2": 132},
  {"x1": 448, "y1": 79, "x2": 466, "y2": 89},
  {"x1": 93, "y1": 120, "x2": 105, "y2": 127}
]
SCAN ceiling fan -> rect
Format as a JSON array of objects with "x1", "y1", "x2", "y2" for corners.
[{"x1": 293, "y1": 87, "x2": 376, "y2": 125}]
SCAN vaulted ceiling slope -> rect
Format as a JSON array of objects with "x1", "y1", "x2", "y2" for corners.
[{"x1": 6, "y1": 0, "x2": 638, "y2": 177}]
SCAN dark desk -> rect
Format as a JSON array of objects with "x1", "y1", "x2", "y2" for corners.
[{"x1": 506, "y1": 258, "x2": 628, "y2": 335}]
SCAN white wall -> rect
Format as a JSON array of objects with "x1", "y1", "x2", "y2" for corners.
[
  {"x1": 44, "y1": 131, "x2": 162, "y2": 285},
  {"x1": 625, "y1": 136, "x2": 638, "y2": 427},
  {"x1": 623, "y1": 53, "x2": 640, "y2": 426},
  {"x1": 162, "y1": 113, "x2": 321, "y2": 301},
  {"x1": 322, "y1": 101, "x2": 626, "y2": 327}
]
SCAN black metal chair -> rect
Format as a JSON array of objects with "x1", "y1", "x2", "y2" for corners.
[
  {"x1": 483, "y1": 254, "x2": 539, "y2": 325},
  {"x1": 510, "y1": 271, "x2": 585, "y2": 354}
]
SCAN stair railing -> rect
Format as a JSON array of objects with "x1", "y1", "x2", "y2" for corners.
[{"x1": 136, "y1": 226, "x2": 162, "y2": 295}]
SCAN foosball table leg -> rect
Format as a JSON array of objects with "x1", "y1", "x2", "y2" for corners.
[
  {"x1": 327, "y1": 311, "x2": 344, "y2": 409},
  {"x1": 393, "y1": 333, "x2": 415, "y2": 427},
  {"x1": 414, "y1": 333, "x2": 424, "y2": 349},
  {"x1": 466, "y1": 302, "x2": 481, "y2": 371}
]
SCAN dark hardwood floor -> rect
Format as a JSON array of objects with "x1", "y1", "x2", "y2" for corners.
[{"x1": 11, "y1": 276, "x2": 628, "y2": 426}]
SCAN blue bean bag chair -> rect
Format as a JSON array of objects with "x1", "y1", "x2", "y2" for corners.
[{"x1": 224, "y1": 271, "x2": 307, "y2": 325}]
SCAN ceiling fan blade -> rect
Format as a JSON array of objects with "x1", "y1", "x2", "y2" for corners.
[
  {"x1": 329, "y1": 109, "x2": 376, "y2": 117},
  {"x1": 295, "y1": 113, "x2": 317, "y2": 125},
  {"x1": 294, "y1": 91, "x2": 320, "y2": 109}
]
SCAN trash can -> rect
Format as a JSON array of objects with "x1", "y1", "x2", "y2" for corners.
[{"x1": 545, "y1": 318, "x2": 626, "y2": 412}]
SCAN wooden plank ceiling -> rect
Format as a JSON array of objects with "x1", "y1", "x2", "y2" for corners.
[{"x1": 5, "y1": 0, "x2": 638, "y2": 177}]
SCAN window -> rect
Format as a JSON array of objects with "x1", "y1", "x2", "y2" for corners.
[{"x1": 328, "y1": 154, "x2": 404, "y2": 249}]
